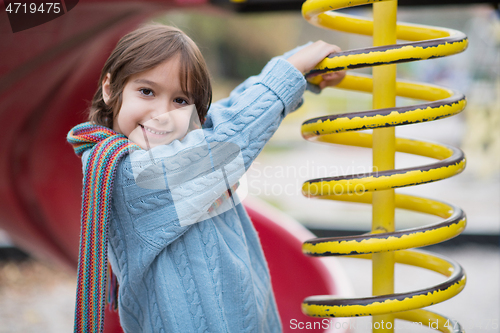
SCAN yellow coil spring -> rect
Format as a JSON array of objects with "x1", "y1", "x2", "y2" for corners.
[{"x1": 300, "y1": 0, "x2": 468, "y2": 331}]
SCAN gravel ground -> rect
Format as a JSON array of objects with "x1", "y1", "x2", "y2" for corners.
[
  {"x1": 0, "y1": 244, "x2": 498, "y2": 333},
  {"x1": 0, "y1": 260, "x2": 75, "y2": 333}
]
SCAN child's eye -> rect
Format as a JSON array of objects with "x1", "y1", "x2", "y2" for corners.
[
  {"x1": 139, "y1": 88, "x2": 154, "y2": 97},
  {"x1": 174, "y1": 97, "x2": 188, "y2": 105}
]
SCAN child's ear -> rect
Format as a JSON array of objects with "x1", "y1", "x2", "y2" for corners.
[{"x1": 102, "y1": 73, "x2": 111, "y2": 105}]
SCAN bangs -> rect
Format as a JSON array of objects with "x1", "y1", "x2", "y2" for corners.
[
  {"x1": 179, "y1": 50, "x2": 193, "y2": 103},
  {"x1": 177, "y1": 44, "x2": 212, "y2": 125}
]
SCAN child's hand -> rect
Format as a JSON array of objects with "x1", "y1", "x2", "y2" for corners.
[{"x1": 286, "y1": 41, "x2": 346, "y2": 90}]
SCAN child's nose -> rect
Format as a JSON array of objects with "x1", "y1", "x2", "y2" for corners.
[
  {"x1": 150, "y1": 100, "x2": 175, "y2": 121},
  {"x1": 152, "y1": 111, "x2": 170, "y2": 124}
]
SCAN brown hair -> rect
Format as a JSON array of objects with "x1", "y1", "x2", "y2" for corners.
[{"x1": 88, "y1": 23, "x2": 212, "y2": 128}]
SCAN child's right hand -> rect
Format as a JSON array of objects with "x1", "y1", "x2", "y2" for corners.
[{"x1": 286, "y1": 41, "x2": 346, "y2": 90}]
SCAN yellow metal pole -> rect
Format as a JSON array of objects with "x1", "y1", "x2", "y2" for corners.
[{"x1": 372, "y1": 0, "x2": 397, "y2": 332}]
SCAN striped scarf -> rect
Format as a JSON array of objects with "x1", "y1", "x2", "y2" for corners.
[
  {"x1": 67, "y1": 122, "x2": 241, "y2": 332},
  {"x1": 67, "y1": 122, "x2": 139, "y2": 333}
]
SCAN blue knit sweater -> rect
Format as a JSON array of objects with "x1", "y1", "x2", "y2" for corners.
[{"x1": 81, "y1": 49, "x2": 307, "y2": 333}]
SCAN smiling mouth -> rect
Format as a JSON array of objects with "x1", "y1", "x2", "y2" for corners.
[{"x1": 139, "y1": 124, "x2": 169, "y2": 135}]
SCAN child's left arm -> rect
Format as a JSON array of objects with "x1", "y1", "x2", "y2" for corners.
[
  {"x1": 204, "y1": 41, "x2": 345, "y2": 126},
  {"x1": 204, "y1": 40, "x2": 346, "y2": 170},
  {"x1": 120, "y1": 41, "x2": 346, "y2": 250}
]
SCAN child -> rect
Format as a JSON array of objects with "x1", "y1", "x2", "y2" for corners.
[{"x1": 67, "y1": 23, "x2": 345, "y2": 333}]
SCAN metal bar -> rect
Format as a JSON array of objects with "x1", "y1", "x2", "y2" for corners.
[{"x1": 372, "y1": 0, "x2": 397, "y2": 331}]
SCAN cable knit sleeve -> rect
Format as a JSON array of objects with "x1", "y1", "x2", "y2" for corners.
[
  {"x1": 204, "y1": 57, "x2": 306, "y2": 167},
  {"x1": 112, "y1": 56, "x2": 306, "y2": 253},
  {"x1": 203, "y1": 42, "x2": 314, "y2": 131}
]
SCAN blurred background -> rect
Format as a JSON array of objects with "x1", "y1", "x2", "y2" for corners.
[{"x1": 1, "y1": 2, "x2": 499, "y2": 332}]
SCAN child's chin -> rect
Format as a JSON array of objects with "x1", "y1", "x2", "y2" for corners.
[
  {"x1": 147, "y1": 139, "x2": 174, "y2": 149},
  {"x1": 130, "y1": 139, "x2": 173, "y2": 150}
]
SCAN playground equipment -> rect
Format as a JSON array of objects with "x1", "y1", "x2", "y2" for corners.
[{"x1": 300, "y1": 0, "x2": 468, "y2": 331}]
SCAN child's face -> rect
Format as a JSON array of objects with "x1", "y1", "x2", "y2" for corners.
[{"x1": 105, "y1": 55, "x2": 196, "y2": 150}]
